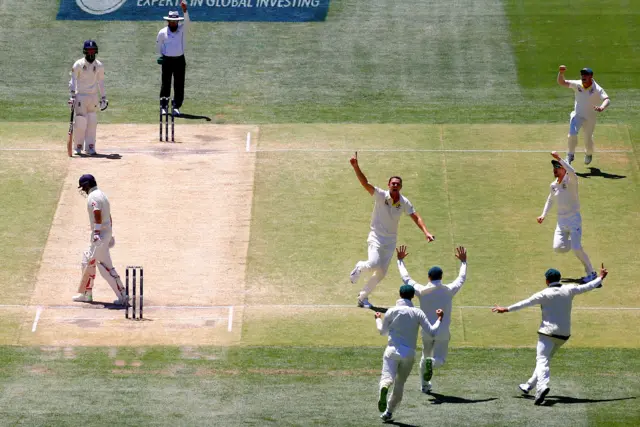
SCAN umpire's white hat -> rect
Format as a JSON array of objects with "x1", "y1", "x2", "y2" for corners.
[{"x1": 164, "y1": 11, "x2": 184, "y2": 21}]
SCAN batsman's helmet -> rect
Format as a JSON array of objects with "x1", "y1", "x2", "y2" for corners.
[
  {"x1": 83, "y1": 40, "x2": 99, "y2": 55},
  {"x1": 78, "y1": 174, "x2": 97, "y2": 189}
]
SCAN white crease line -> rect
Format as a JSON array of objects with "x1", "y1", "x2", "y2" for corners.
[
  {"x1": 246, "y1": 132, "x2": 251, "y2": 152},
  {"x1": 228, "y1": 306, "x2": 234, "y2": 332},
  {"x1": 0, "y1": 148, "x2": 632, "y2": 154},
  {"x1": 2, "y1": 304, "x2": 638, "y2": 310},
  {"x1": 31, "y1": 306, "x2": 43, "y2": 332}
]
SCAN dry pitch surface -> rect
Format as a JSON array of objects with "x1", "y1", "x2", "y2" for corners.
[{"x1": 12, "y1": 124, "x2": 258, "y2": 346}]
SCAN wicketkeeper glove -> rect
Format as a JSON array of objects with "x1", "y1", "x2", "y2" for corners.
[
  {"x1": 100, "y1": 97, "x2": 109, "y2": 111},
  {"x1": 157, "y1": 56, "x2": 164, "y2": 65}
]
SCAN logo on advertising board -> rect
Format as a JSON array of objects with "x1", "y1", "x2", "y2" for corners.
[{"x1": 58, "y1": 0, "x2": 331, "y2": 22}]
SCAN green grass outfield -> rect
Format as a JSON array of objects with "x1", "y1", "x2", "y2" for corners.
[{"x1": 1, "y1": 0, "x2": 640, "y2": 425}]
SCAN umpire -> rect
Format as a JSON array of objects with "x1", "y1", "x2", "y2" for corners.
[{"x1": 156, "y1": 0, "x2": 189, "y2": 116}]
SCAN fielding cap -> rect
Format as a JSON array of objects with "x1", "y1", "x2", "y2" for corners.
[
  {"x1": 580, "y1": 67, "x2": 594, "y2": 76},
  {"x1": 399, "y1": 284, "x2": 415, "y2": 299},
  {"x1": 78, "y1": 174, "x2": 96, "y2": 188},
  {"x1": 551, "y1": 160, "x2": 563, "y2": 169},
  {"x1": 545, "y1": 268, "x2": 562, "y2": 283}
]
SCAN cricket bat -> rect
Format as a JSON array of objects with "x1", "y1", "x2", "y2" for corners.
[{"x1": 67, "y1": 106, "x2": 74, "y2": 157}]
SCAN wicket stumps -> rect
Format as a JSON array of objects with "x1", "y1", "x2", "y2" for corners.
[
  {"x1": 159, "y1": 97, "x2": 175, "y2": 142},
  {"x1": 125, "y1": 265, "x2": 144, "y2": 320}
]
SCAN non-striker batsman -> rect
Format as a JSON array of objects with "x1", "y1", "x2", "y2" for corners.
[{"x1": 68, "y1": 40, "x2": 108, "y2": 155}]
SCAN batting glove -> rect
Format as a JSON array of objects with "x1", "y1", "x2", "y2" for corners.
[
  {"x1": 157, "y1": 56, "x2": 164, "y2": 65},
  {"x1": 68, "y1": 96, "x2": 76, "y2": 109},
  {"x1": 92, "y1": 233, "x2": 103, "y2": 246},
  {"x1": 100, "y1": 97, "x2": 109, "y2": 111}
]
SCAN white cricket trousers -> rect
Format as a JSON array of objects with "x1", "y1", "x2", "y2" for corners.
[
  {"x1": 81, "y1": 230, "x2": 124, "y2": 297},
  {"x1": 524, "y1": 334, "x2": 567, "y2": 393},
  {"x1": 567, "y1": 111, "x2": 596, "y2": 155},
  {"x1": 420, "y1": 337, "x2": 449, "y2": 386},
  {"x1": 357, "y1": 241, "x2": 395, "y2": 300},
  {"x1": 379, "y1": 346, "x2": 415, "y2": 413},
  {"x1": 553, "y1": 215, "x2": 594, "y2": 275},
  {"x1": 73, "y1": 93, "x2": 99, "y2": 151}
]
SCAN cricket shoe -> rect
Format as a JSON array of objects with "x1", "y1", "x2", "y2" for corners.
[
  {"x1": 86, "y1": 145, "x2": 97, "y2": 156},
  {"x1": 74, "y1": 145, "x2": 82, "y2": 155},
  {"x1": 357, "y1": 297, "x2": 372, "y2": 309},
  {"x1": 114, "y1": 292, "x2": 128, "y2": 306},
  {"x1": 519, "y1": 383, "x2": 531, "y2": 395},
  {"x1": 350, "y1": 265, "x2": 362, "y2": 284},
  {"x1": 378, "y1": 387, "x2": 389, "y2": 412},
  {"x1": 581, "y1": 271, "x2": 598, "y2": 284},
  {"x1": 72, "y1": 292, "x2": 93, "y2": 302},
  {"x1": 565, "y1": 153, "x2": 575, "y2": 164},
  {"x1": 172, "y1": 107, "x2": 180, "y2": 117},
  {"x1": 380, "y1": 411, "x2": 393, "y2": 422},
  {"x1": 534, "y1": 387, "x2": 550, "y2": 406},
  {"x1": 421, "y1": 381, "x2": 432, "y2": 394},
  {"x1": 584, "y1": 154, "x2": 593, "y2": 165},
  {"x1": 161, "y1": 107, "x2": 168, "y2": 115}
]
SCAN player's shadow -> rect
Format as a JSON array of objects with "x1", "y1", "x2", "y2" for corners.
[
  {"x1": 87, "y1": 301, "x2": 124, "y2": 311},
  {"x1": 518, "y1": 395, "x2": 636, "y2": 407},
  {"x1": 75, "y1": 153, "x2": 122, "y2": 160},
  {"x1": 383, "y1": 421, "x2": 421, "y2": 427},
  {"x1": 576, "y1": 167, "x2": 626, "y2": 179},
  {"x1": 368, "y1": 304, "x2": 388, "y2": 314},
  {"x1": 177, "y1": 113, "x2": 212, "y2": 121},
  {"x1": 428, "y1": 392, "x2": 498, "y2": 405}
]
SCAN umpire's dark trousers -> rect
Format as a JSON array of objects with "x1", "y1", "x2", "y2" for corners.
[{"x1": 160, "y1": 55, "x2": 186, "y2": 109}]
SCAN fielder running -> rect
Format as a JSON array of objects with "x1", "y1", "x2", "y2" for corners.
[
  {"x1": 538, "y1": 151, "x2": 596, "y2": 283},
  {"x1": 349, "y1": 152, "x2": 435, "y2": 308},
  {"x1": 375, "y1": 284, "x2": 443, "y2": 422},
  {"x1": 492, "y1": 264, "x2": 608, "y2": 406},
  {"x1": 68, "y1": 40, "x2": 108, "y2": 156},
  {"x1": 557, "y1": 65, "x2": 610, "y2": 165},
  {"x1": 396, "y1": 245, "x2": 467, "y2": 393},
  {"x1": 73, "y1": 174, "x2": 126, "y2": 305}
]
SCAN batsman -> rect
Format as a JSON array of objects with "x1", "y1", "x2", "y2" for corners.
[
  {"x1": 73, "y1": 174, "x2": 126, "y2": 305},
  {"x1": 68, "y1": 40, "x2": 108, "y2": 156}
]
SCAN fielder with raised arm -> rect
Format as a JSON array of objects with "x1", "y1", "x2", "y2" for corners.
[
  {"x1": 349, "y1": 151, "x2": 435, "y2": 308},
  {"x1": 374, "y1": 284, "x2": 443, "y2": 422},
  {"x1": 68, "y1": 40, "x2": 108, "y2": 156},
  {"x1": 492, "y1": 264, "x2": 608, "y2": 406},
  {"x1": 396, "y1": 245, "x2": 467, "y2": 393},
  {"x1": 73, "y1": 174, "x2": 126, "y2": 305},
  {"x1": 557, "y1": 65, "x2": 610, "y2": 165},
  {"x1": 538, "y1": 151, "x2": 596, "y2": 283}
]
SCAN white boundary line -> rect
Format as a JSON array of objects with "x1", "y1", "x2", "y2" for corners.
[
  {"x1": 3, "y1": 304, "x2": 639, "y2": 311},
  {"x1": 31, "y1": 306, "x2": 43, "y2": 332},
  {"x1": 0, "y1": 147, "x2": 632, "y2": 154}
]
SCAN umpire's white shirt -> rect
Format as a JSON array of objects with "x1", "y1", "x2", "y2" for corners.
[
  {"x1": 87, "y1": 187, "x2": 112, "y2": 231},
  {"x1": 156, "y1": 12, "x2": 190, "y2": 57},
  {"x1": 369, "y1": 187, "x2": 415, "y2": 247},
  {"x1": 398, "y1": 260, "x2": 467, "y2": 340},
  {"x1": 507, "y1": 278, "x2": 602, "y2": 338},
  {"x1": 376, "y1": 299, "x2": 440, "y2": 358},
  {"x1": 567, "y1": 80, "x2": 608, "y2": 120},
  {"x1": 69, "y1": 58, "x2": 105, "y2": 97},
  {"x1": 541, "y1": 157, "x2": 580, "y2": 225}
]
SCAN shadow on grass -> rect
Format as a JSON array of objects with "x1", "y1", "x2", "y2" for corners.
[
  {"x1": 576, "y1": 167, "x2": 626, "y2": 179},
  {"x1": 177, "y1": 113, "x2": 212, "y2": 121},
  {"x1": 383, "y1": 420, "x2": 421, "y2": 427},
  {"x1": 542, "y1": 395, "x2": 636, "y2": 407},
  {"x1": 368, "y1": 304, "x2": 388, "y2": 313},
  {"x1": 428, "y1": 392, "x2": 498, "y2": 405}
]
